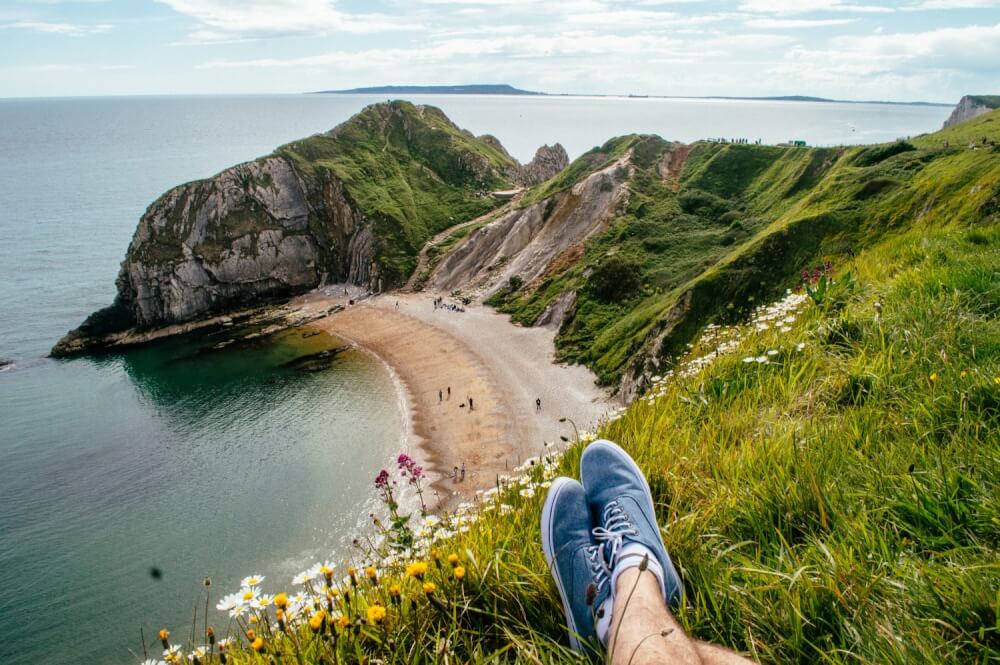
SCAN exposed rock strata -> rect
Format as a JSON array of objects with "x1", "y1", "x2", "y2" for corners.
[{"x1": 429, "y1": 152, "x2": 633, "y2": 298}]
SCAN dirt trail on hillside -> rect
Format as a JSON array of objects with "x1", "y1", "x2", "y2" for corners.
[{"x1": 403, "y1": 201, "x2": 515, "y2": 292}]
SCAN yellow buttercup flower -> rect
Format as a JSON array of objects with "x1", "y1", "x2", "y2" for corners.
[
  {"x1": 309, "y1": 611, "x2": 326, "y2": 633},
  {"x1": 422, "y1": 582, "x2": 437, "y2": 595},
  {"x1": 336, "y1": 615, "x2": 351, "y2": 631},
  {"x1": 388, "y1": 583, "x2": 402, "y2": 598},
  {"x1": 365, "y1": 566, "x2": 378, "y2": 584},
  {"x1": 158, "y1": 629, "x2": 170, "y2": 642},
  {"x1": 929, "y1": 372, "x2": 938, "y2": 383},
  {"x1": 367, "y1": 604, "x2": 387, "y2": 624},
  {"x1": 960, "y1": 370, "x2": 968, "y2": 378},
  {"x1": 406, "y1": 561, "x2": 429, "y2": 579},
  {"x1": 453, "y1": 566, "x2": 466, "y2": 581},
  {"x1": 251, "y1": 637, "x2": 265, "y2": 653},
  {"x1": 447, "y1": 553, "x2": 459, "y2": 566},
  {"x1": 994, "y1": 377, "x2": 1000, "y2": 385},
  {"x1": 274, "y1": 592, "x2": 288, "y2": 609}
]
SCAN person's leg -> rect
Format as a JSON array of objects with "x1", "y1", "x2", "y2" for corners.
[
  {"x1": 581, "y1": 440, "x2": 754, "y2": 665},
  {"x1": 607, "y1": 568, "x2": 752, "y2": 665}
]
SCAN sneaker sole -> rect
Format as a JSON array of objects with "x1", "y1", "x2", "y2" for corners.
[
  {"x1": 585, "y1": 440, "x2": 681, "y2": 604},
  {"x1": 541, "y1": 477, "x2": 584, "y2": 654}
]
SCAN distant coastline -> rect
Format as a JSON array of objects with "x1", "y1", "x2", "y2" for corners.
[{"x1": 312, "y1": 83, "x2": 951, "y2": 107}]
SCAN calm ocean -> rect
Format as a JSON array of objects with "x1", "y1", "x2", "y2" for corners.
[{"x1": 0, "y1": 94, "x2": 950, "y2": 664}]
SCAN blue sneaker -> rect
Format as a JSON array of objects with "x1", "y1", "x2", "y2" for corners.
[
  {"x1": 580, "y1": 440, "x2": 683, "y2": 607},
  {"x1": 541, "y1": 477, "x2": 613, "y2": 654}
]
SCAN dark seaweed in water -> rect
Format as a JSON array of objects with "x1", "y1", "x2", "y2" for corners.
[{"x1": 280, "y1": 346, "x2": 351, "y2": 372}]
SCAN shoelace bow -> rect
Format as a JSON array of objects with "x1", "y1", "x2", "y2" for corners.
[{"x1": 591, "y1": 499, "x2": 638, "y2": 570}]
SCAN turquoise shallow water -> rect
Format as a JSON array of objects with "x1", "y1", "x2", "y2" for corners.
[{"x1": 0, "y1": 94, "x2": 950, "y2": 663}]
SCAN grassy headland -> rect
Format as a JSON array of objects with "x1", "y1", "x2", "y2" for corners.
[{"x1": 278, "y1": 101, "x2": 516, "y2": 284}]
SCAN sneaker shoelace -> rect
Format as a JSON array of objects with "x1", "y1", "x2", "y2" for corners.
[
  {"x1": 591, "y1": 499, "x2": 638, "y2": 569},
  {"x1": 584, "y1": 543, "x2": 611, "y2": 602}
]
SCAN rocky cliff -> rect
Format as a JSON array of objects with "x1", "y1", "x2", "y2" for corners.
[
  {"x1": 428, "y1": 151, "x2": 632, "y2": 298},
  {"x1": 943, "y1": 95, "x2": 1000, "y2": 128},
  {"x1": 53, "y1": 101, "x2": 542, "y2": 355}
]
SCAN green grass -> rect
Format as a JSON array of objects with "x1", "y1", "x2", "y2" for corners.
[
  {"x1": 149, "y1": 218, "x2": 999, "y2": 665},
  {"x1": 493, "y1": 110, "x2": 1000, "y2": 389},
  {"x1": 277, "y1": 101, "x2": 516, "y2": 285}
]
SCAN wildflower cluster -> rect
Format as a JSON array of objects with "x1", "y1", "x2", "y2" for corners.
[{"x1": 638, "y1": 290, "x2": 810, "y2": 405}]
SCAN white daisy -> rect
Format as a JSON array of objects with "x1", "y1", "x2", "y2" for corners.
[{"x1": 241, "y1": 574, "x2": 265, "y2": 588}]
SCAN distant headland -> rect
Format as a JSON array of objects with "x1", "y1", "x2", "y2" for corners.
[
  {"x1": 313, "y1": 84, "x2": 543, "y2": 96},
  {"x1": 311, "y1": 83, "x2": 951, "y2": 106}
]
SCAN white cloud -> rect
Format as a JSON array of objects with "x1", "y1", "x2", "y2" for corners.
[
  {"x1": 907, "y1": 0, "x2": 1000, "y2": 7},
  {"x1": 0, "y1": 20, "x2": 111, "y2": 35},
  {"x1": 770, "y1": 21, "x2": 1000, "y2": 93},
  {"x1": 739, "y1": 0, "x2": 893, "y2": 14},
  {"x1": 157, "y1": 0, "x2": 421, "y2": 41},
  {"x1": 745, "y1": 17, "x2": 856, "y2": 28}
]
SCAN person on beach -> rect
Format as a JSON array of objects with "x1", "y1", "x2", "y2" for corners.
[
  {"x1": 453, "y1": 465, "x2": 459, "y2": 482},
  {"x1": 447, "y1": 386, "x2": 451, "y2": 400},
  {"x1": 460, "y1": 462, "x2": 466, "y2": 481},
  {"x1": 468, "y1": 396, "x2": 474, "y2": 411},
  {"x1": 542, "y1": 439, "x2": 754, "y2": 665},
  {"x1": 536, "y1": 397, "x2": 542, "y2": 412}
]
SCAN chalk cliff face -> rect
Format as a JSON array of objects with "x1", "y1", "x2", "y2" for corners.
[
  {"x1": 118, "y1": 156, "x2": 352, "y2": 328},
  {"x1": 943, "y1": 95, "x2": 1000, "y2": 128},
  {"x1": 53, "y1": 101, "x2": 532, "y2": 354},
  {"x1": 429, "y1": 152, "x2": 632, "y2": 298}
]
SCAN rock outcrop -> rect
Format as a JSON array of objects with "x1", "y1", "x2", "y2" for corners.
[
  {"x1": 943, "y1": 95, "x2": 1000, "y2": 128},
  {"x1": 520, "y1": 144, "x2": 569, "y2": 185}
]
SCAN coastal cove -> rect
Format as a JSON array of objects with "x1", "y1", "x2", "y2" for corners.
[{"x1": 0, "y1": 94, "x2": 955, "y2": 664}]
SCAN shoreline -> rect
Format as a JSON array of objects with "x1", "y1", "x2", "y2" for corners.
[{"x1": 297, "y1": 291, "x2": 615, "y2": 511}]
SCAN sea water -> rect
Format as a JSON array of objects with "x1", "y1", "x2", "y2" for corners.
[{"x1": 0, "y1": 94, "x2": 950, "y2": 663}]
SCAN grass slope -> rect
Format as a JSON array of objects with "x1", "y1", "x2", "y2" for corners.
[
  {"x1": 278, "y1": 101, "x2": 517, "y2": 284},
  {"x1": 159, "y1": 213, "x2": 999, "y2": 665},
  {"x1": 494, "y1": 111, "x2": 1000, "y2": 387}
]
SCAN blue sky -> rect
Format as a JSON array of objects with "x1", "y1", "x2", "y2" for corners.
[{"x1": 0, "y1": 0, "x2": 997, "y2": 101}]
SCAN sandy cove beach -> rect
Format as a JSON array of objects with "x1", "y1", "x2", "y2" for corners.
[{"x1": 294, "y1": 289, "x2": 615, "y2": 510}]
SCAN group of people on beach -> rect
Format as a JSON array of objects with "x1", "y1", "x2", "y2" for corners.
[
  {"x1": 451, "y1": 462, "x2": 466, "y2": 483},
  {"x1": 432, "y1": 296, "x2": 466, "y2": 313},
  {"x1": 438, "y1": 386, "x2": 474, "y2": 411}
]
